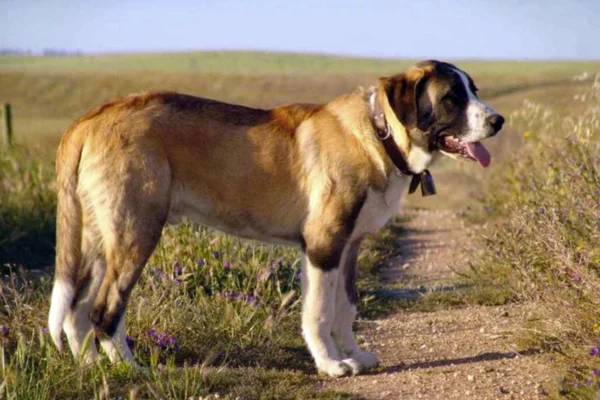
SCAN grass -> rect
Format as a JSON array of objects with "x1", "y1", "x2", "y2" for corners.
[{"x1": 2, "y1": 51, "x2": 599, "y2": 76}]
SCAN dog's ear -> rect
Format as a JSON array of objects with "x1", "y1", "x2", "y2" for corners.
[{"x1": 380, "y1": 68, "x2": 433, "y2": 131}]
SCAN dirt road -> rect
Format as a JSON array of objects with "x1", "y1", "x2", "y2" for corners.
[{"x1": 325, "y1": 209, "x2": 552, "y2": 400}]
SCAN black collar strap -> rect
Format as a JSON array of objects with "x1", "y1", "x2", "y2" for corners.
[{"x1": 369, "y1": 92, "x2": 436, "y2": 197}]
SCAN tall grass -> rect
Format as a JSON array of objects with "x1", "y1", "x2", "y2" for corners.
[
  {"x1": 467, "y1": 75, "x2": 600, "y2": 398},
  {"x1": 0, "y1": 148, "x2": 56, "y2": 267}
]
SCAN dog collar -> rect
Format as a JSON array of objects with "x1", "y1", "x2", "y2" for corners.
[{"x1": 369, "y1": 92, "x2": 436, "y2": 197}]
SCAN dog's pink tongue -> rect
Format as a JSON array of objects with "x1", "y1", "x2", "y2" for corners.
[{"x1": 466, "y1": 142, "x2": 491, "y2": 168}]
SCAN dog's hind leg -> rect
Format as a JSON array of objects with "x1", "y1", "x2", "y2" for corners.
[
  {"x1": 99, "y1": 312, "x2": 134, "y2": 363},
  {"x1": 62, "y1": 223, "x2": 105, "y2": 363},
  {"x1": 74, "y1": 227, "x2": 133, "y2": 364},
  {"x1": 90, "y1": 186, "x2": 168, "y2": 364},
  {"x1": 63, "y1": 260, "x2": 104, "y2": 363},
  {"x1": 90, "y1": 201, "x2": 167, "y2": 363},
  {"x1": 332, "y1": 240, "x2": 379, "y2": 373},
  {"x1": 84, "y1": 147, "x2": 171, "y2": 364}
]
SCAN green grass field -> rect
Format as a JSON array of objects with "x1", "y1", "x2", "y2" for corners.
[
  {"x1": 1, "y1": 51, "x2": 599, "y2": 399},
  {"x1": 2, "y1": 51, "x2": 598, "y2": 76}
]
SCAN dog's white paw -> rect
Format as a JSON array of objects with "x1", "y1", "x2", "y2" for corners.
[
  {"x1": 341, "y1": 358, "x2": 362, "y2": 375},
  {"x1": 349, "y1": 350, "x2": 379, "y2": 370},
  {"x1": 317, "y1": 359, "x2": 352, "y2": 378}
]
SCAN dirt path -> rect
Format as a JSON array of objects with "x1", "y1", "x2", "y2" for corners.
[{"x1": 325, "y1": 209, "x2": 552, "y2": 400}]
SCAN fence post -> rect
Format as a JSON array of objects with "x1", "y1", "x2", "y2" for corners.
[{"x1": 1, "y1": 103, "x2": 13, "y2": 148}]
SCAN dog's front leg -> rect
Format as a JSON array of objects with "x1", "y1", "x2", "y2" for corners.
[
  {"x1": 301, "y1": 251, "x2": 352, "y2": 377},
  {"x1": 332, "y1": 240, "x2": 379, "y2": 373},
  {"x1": 301, "y1": 196, "x2": 366, "y2": 377}
]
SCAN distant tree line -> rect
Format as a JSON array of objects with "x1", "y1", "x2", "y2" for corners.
[{"x1": 0, "y1": 48, "x2": 83, "y2": 56}]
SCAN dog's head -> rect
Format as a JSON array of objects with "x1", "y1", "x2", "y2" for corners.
[{"x1": 378, "y1": 60, "x2": 504, "y2": 170}]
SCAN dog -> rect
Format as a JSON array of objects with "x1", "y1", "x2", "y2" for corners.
[{"x1": 48, "y1": 60, "x2": 503, "y2": 377}]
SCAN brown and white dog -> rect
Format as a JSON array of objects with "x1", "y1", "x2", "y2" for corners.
[{"x1": 48, "y1": 60, "x2": 503, "y2": 377}]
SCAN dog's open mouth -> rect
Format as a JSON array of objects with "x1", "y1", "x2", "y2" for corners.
[{"x1": 439, "y1": 136, "x2": 491, "y2": 168}]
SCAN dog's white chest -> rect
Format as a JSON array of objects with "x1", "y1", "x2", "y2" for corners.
[{"x1": 352, "y1": 174, "x2": 409, "y2": 239}]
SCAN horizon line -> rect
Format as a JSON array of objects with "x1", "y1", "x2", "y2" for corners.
[{"x1": 2, "y1": 48, "x2": 600, "y2": 63}]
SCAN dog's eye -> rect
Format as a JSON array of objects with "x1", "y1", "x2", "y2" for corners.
[{"x1": 443, "y1": 95, "x2": 456, "y2": 108}]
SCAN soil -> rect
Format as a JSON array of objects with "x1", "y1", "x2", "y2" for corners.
[{"x1": 324, "y1": 209, "x2": 553, "y2": 400}]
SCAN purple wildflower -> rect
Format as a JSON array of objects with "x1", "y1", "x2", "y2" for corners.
[
  {"x1": 0, "y1": 326, "x2": 9, "y2": 335},
  {"x1": 224, "y1": 261, "x2": 231, "y2": 270},
  {"x1": 213, "y1": 250, "x2": 220, "y2": 259},
  {"x1": 174, "y1": 278, "x2": 182, "y2": 285},
  {"x1": 198, "y1": 258, "x2": 206, "y2": 267},
  {"x1": 42, "y1": 327, "x2": 48, "y2": 334},
  {"x1": 126, "y1": 335, "x2": 135, "y2": 348},
  {"x1": 154, "y1": 268, "x2": 164, "y2": 281},
  {"x1": 587, "y1": 379, "x2": 594, "y2": 387},
  {"x1": 246, "y1": 295, "x2": 256, "y2": 304},
  {"x1": 174, "y1": 262, "x2": 183, "y2": 275},
  {"x1": 226, "y1": 291, "x2": 240, "y2": 300},
  {"x1": 484, "y1": 205, "x2": 493, "y2": 213},
  {"x1": 148, "y1": 329, "x2": 177, "y2": 351},
  {"x1": 571, "y1": 273, "x2": 582, "y2": 282},
  {"x1": 158, "y1": 332, "x2": 169, "y2": 346},
  {"x1": 593, "y1": 369, "x2": 600, "y2": 377},
  {"x1": 538, "y1": 206, "x2": 546, "y2": 215},
  {"x1": 590, "y1": 345, "x2": 600, "y2": 357}
]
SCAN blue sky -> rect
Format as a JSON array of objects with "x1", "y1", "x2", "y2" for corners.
[{"x1": 2, "y1": 0, "x2": 599, "y2": 59}]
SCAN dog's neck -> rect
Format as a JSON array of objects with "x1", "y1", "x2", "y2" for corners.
[{"x1": 367, "y1": 89, "x2": 437, "y2": 197}]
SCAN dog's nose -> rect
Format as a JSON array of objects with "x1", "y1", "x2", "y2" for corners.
[{"x1": 486, "y1": 114, "x2": 505, "y2": 134}]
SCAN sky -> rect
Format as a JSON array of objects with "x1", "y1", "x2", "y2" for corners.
[{"x1": 2, "y1": 0, "x2": 599, "y2": 60}]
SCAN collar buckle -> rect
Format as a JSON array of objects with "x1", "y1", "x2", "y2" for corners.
[{"x1": 375, "y1": 123, "x2": 392, "y2": 140}]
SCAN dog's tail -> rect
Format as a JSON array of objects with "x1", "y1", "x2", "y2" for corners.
[{"x1": 48, "y1": 123, "x2": 86, "y2": 351}]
